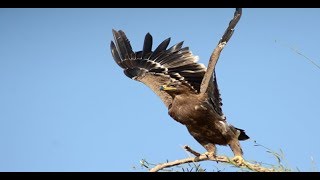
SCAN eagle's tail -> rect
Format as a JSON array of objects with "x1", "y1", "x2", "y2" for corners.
[{"x1": 235, "y1": 127, "x2": 249, "y2": 141}]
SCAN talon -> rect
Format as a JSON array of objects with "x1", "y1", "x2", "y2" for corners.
[
  {"x1": 232, "y1": 155, "x2": 244, "y2": 165},
  {"x1": 204, "y1": 152, "x2": 216, "y2": 158}
]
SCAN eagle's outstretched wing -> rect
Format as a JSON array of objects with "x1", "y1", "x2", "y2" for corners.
[
  {"x1": 110, "y1": 29, "x2": 206, "y2": 107},
  {"x1": 201, "y1": 8, "x2": 242, "y2": 118},
  {"x1": 207, "y1": 74, "x2": 224, "y2": 117}
]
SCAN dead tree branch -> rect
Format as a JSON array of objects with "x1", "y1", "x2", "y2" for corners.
[{"x1": 149, "y1": 145, "x2": 277, "y2": 172}]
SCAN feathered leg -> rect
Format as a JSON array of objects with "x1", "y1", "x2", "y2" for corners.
[
  {"x1": 229, "y1": 139, "x2": 244, "y2": 165},
  {"x1": 203, "y1": 143, "x2": 217, "y2": 158}
]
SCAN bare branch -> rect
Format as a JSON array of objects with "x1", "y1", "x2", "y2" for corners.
[
  {"x1": 149, "y1": 145, "x2": 278, "y2": 172},
  {"x1": 184, "y1": 145, "x2": 201, "y2": 157},
  {"x1": 200, "y1": 8, "x2": 242, "y2": 94}
]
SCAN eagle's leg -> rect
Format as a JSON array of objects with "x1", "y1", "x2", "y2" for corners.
[
  {"x1": 229, "y1": 139, "x2": 244, "y2": 165},
  {"x1": 203, "y1": 143, "x2": 216, "y2": 158},
  {"x1": 187, "y1": 129, "x2": 216, "y2": 157}
]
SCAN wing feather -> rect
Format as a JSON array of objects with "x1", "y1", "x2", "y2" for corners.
[
  {"x1": 208, "y1": 73, "x2": 224, "y2": 117},
  {"x1": 110, "y1": 29, "x2": 207, "y2": 107},
  {"x1": 150, "y1": 38, "x2": 171, "y2": 60},
  {"x1": 142, "y1": 33, "x2": 153, "y2": 59}
]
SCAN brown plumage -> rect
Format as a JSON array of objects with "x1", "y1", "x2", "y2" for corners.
[
  {"x1": 160, "y1": 81, "x2": 248, "y2": 157},
  {"x1": 110, "y1": 18, "x2": 248, "y2": 159}
]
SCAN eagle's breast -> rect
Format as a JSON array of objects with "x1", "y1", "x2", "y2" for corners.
[{"x1": 168, "y1": 94, "x2": 212, "y2": 125}]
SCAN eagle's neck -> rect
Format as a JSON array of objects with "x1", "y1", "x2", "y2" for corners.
[
  {"x1": 171, "y1": 93, "x2": 198, "y2": 108},
  {"x1": 167, "y1": 89, "x2": 197, "y2": 99}
]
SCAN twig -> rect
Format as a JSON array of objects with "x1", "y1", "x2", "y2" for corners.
[
  {"x1": 200, "y1": 8, "x2": 242, "y2": 94},
  {"x1": 149, "y1": 145, "x2": 277, "y2": 172},
  {"x1": 275, "y1": 40, "x2": 320, "y2": 70},
  {"x1": 184, "y1": 145, "x2": 201, "y2": 157}
]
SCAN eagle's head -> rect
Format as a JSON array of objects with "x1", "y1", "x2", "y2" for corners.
[{"x1": 160, "y1": 81, "x2": 196, "y2": 97}]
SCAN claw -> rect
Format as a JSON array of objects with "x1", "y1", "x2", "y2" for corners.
[
  {"x1": 204, "y1": 151, "x2": 216, "y2": 158},
  {"x1": 232, "y1": 155, "x2": 244, "y2": 166}
]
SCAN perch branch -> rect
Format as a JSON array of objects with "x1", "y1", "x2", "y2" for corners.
[
  {"x1": 149, "y1": 145, "x2": 277, "y2": 172},
  {"x1": 200, "y1": 8, "x2": 242, "y2": 93},
  {"x1": 184, "y1": 145, "x2": 201, "y2": 157}
]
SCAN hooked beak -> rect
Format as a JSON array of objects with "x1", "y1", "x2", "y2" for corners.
[{"x1": 160, "y1": 85, "x2": 176, "y2": 91}]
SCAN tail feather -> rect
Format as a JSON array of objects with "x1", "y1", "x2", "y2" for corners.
[{"x1": 235, "y1": 127, "x2": 249, "y2": 141}]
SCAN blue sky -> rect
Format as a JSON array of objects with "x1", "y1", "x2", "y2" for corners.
[{"x1": 0, "y1": 8, "x2": 319, "y2": 172}]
